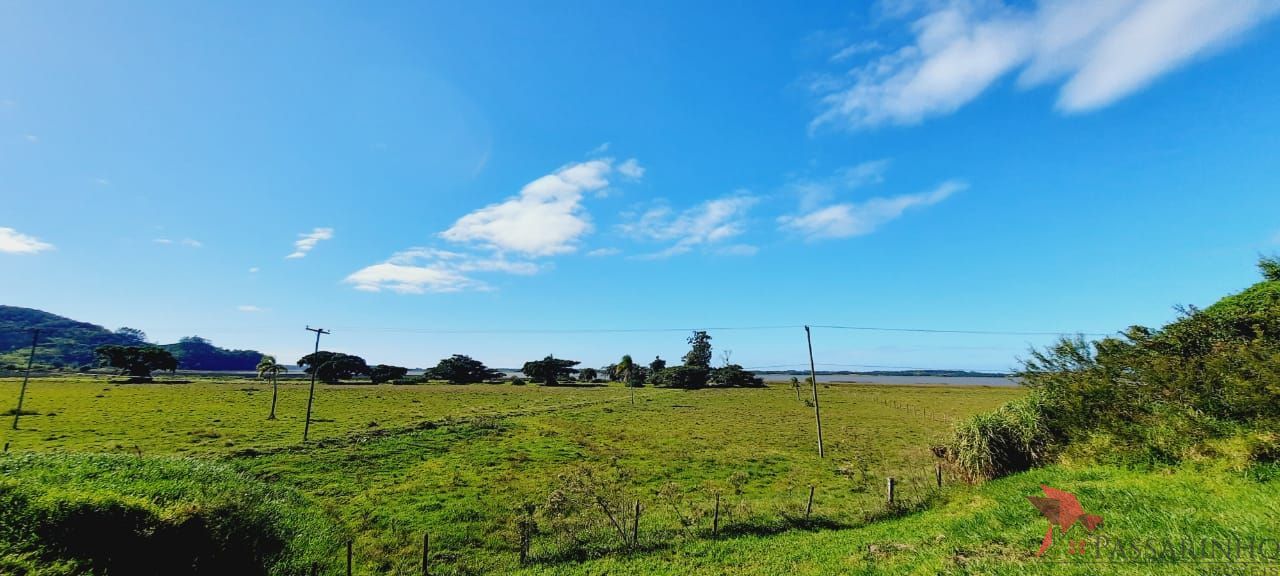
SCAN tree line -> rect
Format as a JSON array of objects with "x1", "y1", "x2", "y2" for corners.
[{"x1": 89, "y1": 330, "x2": 765, "y2": 389}]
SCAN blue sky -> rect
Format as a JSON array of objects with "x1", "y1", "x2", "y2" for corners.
[{"x1": 2, "y1": 0, "x2": 1279, "y2": 370}]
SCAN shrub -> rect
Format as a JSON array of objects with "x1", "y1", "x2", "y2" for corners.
[
  {"x1": 709, "y1": 364, "x2": 765, "y2": 388},
  {"x1": 648, "y1": 365, "x2": 709, "y2": 389},
  {"x1": 0, "y1": 453, "x2": 342, "y2": 575},
  {"x1": 948, "y1": 392, "x2": 1055, "y2": 481}
]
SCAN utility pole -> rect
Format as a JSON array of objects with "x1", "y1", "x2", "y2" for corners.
[
  {"x1": 11, "y1": 329, "x2": 39, "y2": 430},
  {"x1": 805, "y1": 325, "x2": 824, "y2": 458},
  {"x1": 302, "y1": 326, "x2": 329, "y2": 442}
]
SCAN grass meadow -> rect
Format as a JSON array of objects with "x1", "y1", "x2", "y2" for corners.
[{"x1": 3, "y1": 376, "x2": 1276, "y2": 575}]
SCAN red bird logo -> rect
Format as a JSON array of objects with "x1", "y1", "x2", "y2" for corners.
[{"x1": 1026, "y1": 485, "x2": 1103, "y2": 556}]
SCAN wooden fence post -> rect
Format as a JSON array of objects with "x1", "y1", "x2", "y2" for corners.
[
  {"x1": 427, "y1": 529, "x2": 437, "y2": 576},
  {"x1": 632, "y1": 500, "x2": 641, "y2": 549},
  {"x1": 935, "y1": 463, "x2": 943, "y2": 488},
  {"x1": 346, "y1": 540, "x2": 353, "y2": 576},
  {"x1": 805, "y1": 486, "x2": 815, "y2": 520},
  {"x1": 712, "y1": 493, "x2": 720, "y2": 539},
  {"x1": 887, "y1": 477, "x2": 896, "y2": 506}
]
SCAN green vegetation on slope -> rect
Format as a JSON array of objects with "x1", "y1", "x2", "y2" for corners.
[
  {"x1": 947, "y1": 257, "x2": 1280, "y2": 480},
  {"x1": 0, "y1": 306, "x2": 264, "y2": 370},
  {"x1": 0, "y1": 453, "x2": 342, "y2": 576}
]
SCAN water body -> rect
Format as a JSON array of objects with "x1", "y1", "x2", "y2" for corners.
[{"x1": 760, "y1": 374, "x2": 1020, "y2": 387}]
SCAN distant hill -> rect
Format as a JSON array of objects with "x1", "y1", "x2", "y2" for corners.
[{"x1": 0, "y1": 306, "x2": 264, "y2": 371}]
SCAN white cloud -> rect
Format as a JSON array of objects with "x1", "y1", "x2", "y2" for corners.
[
  {"x1": 618, "y1": 158, "x2": 645, "y2": 179},
  {"x1": 830, "y1": 40, "x2": 884, "y2": 62},
  {"x1": 620, "y1": 194, "x2": 759, "y2": 258},
  {"x1": 237, "y1": 305, "x2": 266, "y2": 313},
  {"x1": 586, "y1": 247, "x2": 621, "y2": 257},
  {"x1": 153, "y1": 237, "x2": 202, "y2": 248},
  {"x1": 345, "y1": 247, "x2": 538, "y2": 294},
  {"x1": 789, "y1": 159, "x2": 891, "y2": 211},
  {"x1": 248, "y1": 267, "x2": 260, "y2": 273},
  {"x1": 286, "y1": 227, "x2": 333, "y2": 259},
  {"x1": 780, "y1": 180, "x2": 965, "y2": 240},
  {"x1": 588, "y1": 142, "x2": 611, "y2": 155},
  {"x1": 441, "y1": 159, "x2": 625, "y2": 256},
  {"x1": 0, "y1": 228, "x2": 54, "y2": 254},
  {"x1": 813, "y1": 0, "x2": 1280, "y2": 129}
]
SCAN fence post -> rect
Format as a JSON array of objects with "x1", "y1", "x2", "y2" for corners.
[
  {"x1": 427, "y1": 529, "x2": 437, "y2": 576},
  {"x1": 632, "y1": 500, "x2": 641, "y2": 549},
  {"x1": 519, "y1": 505, "x2": 532, "y2": 565},
  {"x1": 805, "y1": 486, "x2": 814, "y2": 520},
  {"x1": 887, "y1": 477, "x2": 896, "y2": 506},
  {"x1": 346, "y1": 540, "x2": 353, "y2": 576},
  {"x1": 712, "y1": 493, "x2": 720, "y2": 539},
  {"x1": 935, "y1": 463, "x2": 943, "y2": 488}
]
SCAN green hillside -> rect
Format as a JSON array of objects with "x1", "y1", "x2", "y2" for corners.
[{"x1": 0, "y1": 306, "x2": 263, "y2": 371}]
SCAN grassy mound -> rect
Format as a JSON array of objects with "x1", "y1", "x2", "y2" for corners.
[{"x1": 0, "y1": 453, "x2": 343, "y2": 576}]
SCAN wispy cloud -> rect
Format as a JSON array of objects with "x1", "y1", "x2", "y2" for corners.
[
  {"x1": 441, "y1": 158, "x2": 636, "y2": 256},
  {"x1": 780, "y1": 179, "x2": 965, "y2": 240},
  {"x1": 95, "y1": 178, "x2": 111, "y2": 186},
  {"x1": 23, "y1": 134, "x2": 38, "y2": 143},
  {"x1": 153, "y1": 238, "x2": 202, "y2": 248},
  {"x1": 620, "y1": 194, "x2": 759, "y2": 259},
  {"x1": 0, "y1": 227, "x2": 54, "y2": 254},
  {"x1": 286, "y1": 227, "x2": 334, "y2": 259},
  {"x1": 345, "y1": 247, "x2": 538, "y2": 294},
  {"x1": 789, "y1": 159, "x2": 891, "y2": 211},
  {"x1": 248, "y1": 267, "x2": 260, "y2": 273},
  {"x1": 588, "y1": 142, "x2": 611, "y2": 155},
  {"x1": 618, "y1": 158, "x2": 645, "y2": 180},
  {"x1": 716, "y1": 244, "x2": 760, "y2": 256},
  {"x1": 586, "y1": 247, "x2": 621, "y2": 257},
  {"x1": 812, "y1": 0, "x2": 1280, "y2": 130},
  {"x1": 237, "y1": 305, "x2": 266, "y2": 313}
]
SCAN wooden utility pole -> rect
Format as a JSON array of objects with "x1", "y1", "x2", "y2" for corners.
[
  {"x1": 805, "y1": 326, "x2": 824, "y2": 458},
  {"x1": 12, "y1": 329, "x2": 39, "y2": 430},
  {"x1": 302, "y1": 326, "x2": 329, "y2": 442}
]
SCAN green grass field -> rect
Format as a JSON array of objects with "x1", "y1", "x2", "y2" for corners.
[{"x1": 3, "y1": 376, "x2": 1276, "y2": 575}]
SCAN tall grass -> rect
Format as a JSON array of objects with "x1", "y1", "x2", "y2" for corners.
[
  {"x1": 0, "y1": 453, "x2": 343, "y2": 575},
  {"x1": 947, "y1": 392, "x2": 1054, "y2": 481}
]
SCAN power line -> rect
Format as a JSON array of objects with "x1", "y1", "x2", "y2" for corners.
[
  {"x1": 809, "y1": 324, "x2": 1111, "y2": 337},
  {"x1": 324, "y1": 323, "x2": 1109, "y2": 337}
]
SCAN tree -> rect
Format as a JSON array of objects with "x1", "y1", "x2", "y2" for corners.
[
  {"x1": 370, "y1": 364, "x2": 409, "y2": 384},
  {"x1": 297, "y1": 351, "x2": 369, "y2": 384},
  {"x1": 649, "y1": 356, "x2": 666, "y2": 373},
  {"x1": 94, "y1": 345, "x2": 177, "y2": 380},
  {"x1": 710, "y1": 364, "x2": 765, "y2": 388},
  {"x1": 115, "y1": 327, "x2": 148, "y2": 345},
  {"x1": 683, "y1": 331, "x2": 713, "y2": 369},
  {"x1": 648, "y1": 365, "x2": 709, "y2": 389},
  {"x1": 579, "y1": 367, "x2": 599, "y2": 382},
  {"x1": 256, "y1": 355, "x2": 288, "y2": 419},
  {"x1": 522, "y1": 355, "x2": 580, "y2": 386},
  {"x1": 426, "y1": 354, "x2": 502, "y2": 384},
  {"x1": 1261, "y1": 255, "x2": 1280, "y2": 282}
]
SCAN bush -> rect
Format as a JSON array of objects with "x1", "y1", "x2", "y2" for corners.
[
  {"x1": 709, "y1": 364, "x2": 765, "y2": 388},
  {"x1": 948, "y1": 392, "x2": 1055, "y2": 482},
  {"x1": 648, "y1": 366, "x2": 709, "y2": 389},
  {"x1": 0, "y1": 453, "x2": 342, "y2": 575}
]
